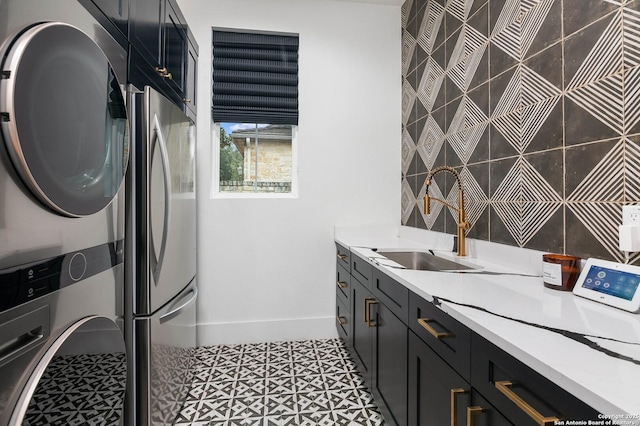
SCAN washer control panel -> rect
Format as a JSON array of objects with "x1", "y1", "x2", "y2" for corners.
[{"x1": 0, "y1": 240, "x2": 123, "y2": 312}]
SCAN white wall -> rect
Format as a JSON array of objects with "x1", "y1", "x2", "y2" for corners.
[{"x1": 179, "y1": 0, "x2": 402, "y2": 345}]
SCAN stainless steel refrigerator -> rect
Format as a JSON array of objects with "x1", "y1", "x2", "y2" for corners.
[{"x1": 125, "y1": 85, "x2": 197, "y2": 426}]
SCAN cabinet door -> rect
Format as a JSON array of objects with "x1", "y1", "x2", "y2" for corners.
[
  {"x1": 336, "y1": 242, "x2": 350, "y2": 270},
  {"x1": 409, "y1": 331, "x2": 512, "y2": 426},
  {"x1": 467, "y1": 391, "x2": 513, "y2": 426},
  {"x1": 372, "y1": 268, "x2": 408, "y2": 324},
  {"x1": 92, "y1": 0, "x2": 129, "y2": 34},
  {"x1": 409, "y1": 330, "x2": 468, "y2": 426},
  {"x1": 351, "y1": 252, "x2": 373, "y2": 290},
  {"x1": 336, "y1": 263, "x2": 350, "y2": 308},
  {"x1": 79, "y1": 0, "x2": 129, "y2": 46},
  {"x1": 372, "y1": 301, "x2": 408, "y2": 426},
  {"x1": 128, "y1": 47, "x2": 183, "y2": 108},
  {"x1": 163, "y1": 0, "x2": 187, "y2": 96},
  {"x1": 350, "y1": 277, "x2": 374, "y2": 383},
  {"x1": 336, "y1": 296, "x2": 351, "y2": 347},
  {"x1": 130, "y1": 0, "x2": 163, "y2": 68},
  {"x1": 184, "y1": 36, "x2": 198, "y2": 121},
  {"x1": 409, "y1": 291, "x2": 471, "y2": 381},
  {"x1": 471, "y1": 333, "x2": 600, "y2": 425}
]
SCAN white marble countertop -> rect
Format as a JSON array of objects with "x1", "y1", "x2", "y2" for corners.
[{"x1": 335, "y1": 225, "x2": 640, "y2": 421}]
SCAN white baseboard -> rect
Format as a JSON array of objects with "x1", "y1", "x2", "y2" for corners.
[{"x1": 196, "y1": 316, "x2": 339, "y2": 346}]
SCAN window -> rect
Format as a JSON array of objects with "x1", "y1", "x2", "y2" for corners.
[
  {"x1": 212, "y1": 29, "x2": 298, "y2": 197},
  {"x1": 218, "y1": 122, "x2": 297, "y2": 194}
]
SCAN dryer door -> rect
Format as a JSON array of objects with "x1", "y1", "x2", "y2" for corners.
[
  {"x1": 9, "y1": 316, "x2": 127, "y2": 425},
  {"x1": 0, "y1": 22, "x2": 129, "y2": 217}
]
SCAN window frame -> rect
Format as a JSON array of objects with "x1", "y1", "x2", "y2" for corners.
[{"x1": 211, "y1": 122, "x2": 299, "y2": 199}]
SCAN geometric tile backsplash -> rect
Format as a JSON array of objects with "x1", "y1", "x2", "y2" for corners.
[{"x1": 401, "y1": 0, "x2": 640, "y2": 263}]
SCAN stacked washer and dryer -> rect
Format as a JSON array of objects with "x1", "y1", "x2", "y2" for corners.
[
  {"x1": 0, "y1": 0, "x2": 130, "y2": 425},
  {"x1": 0, "y1": 1, "x2": 198, "y2": 425}
]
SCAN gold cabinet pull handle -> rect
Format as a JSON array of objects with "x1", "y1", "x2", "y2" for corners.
[
  {"x1": 466, "y1": 406, "x2": 486, "y2": 426},
  {"x1": 450, "y1": 388, "x2": 469, "y2": 426},
  {"x1": 365, "y1": 298, "x2": 378, "y2": 327},
  {"x1": 336, "y1": 281, "x2": 348, "y2": 289},
  {"x1": 183, "y1": 98, "x2": 192, "y2": 103},
  {"x1": 417, "y1": 318, "x2": 454, "y2": 339},
  {"x1": 337, "y1": 253, "x2": 348, "y2": 260},
  {"x1": 495, "y1": 381, "x2": 561, "y2": 425},
  {"x1": 154, "y1": 67, "x2": 173, "y2": 80},
  {"x1": 336, "y1": 316, "x2": 347, "y2": 325}
]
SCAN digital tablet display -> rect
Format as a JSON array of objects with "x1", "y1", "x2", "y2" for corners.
[
  {"x1": 580, "y1": 265, "x2": 640, "y2": 301},
  {"x1": 573, "y1": 258, "x2": 640, "y2": 312}
]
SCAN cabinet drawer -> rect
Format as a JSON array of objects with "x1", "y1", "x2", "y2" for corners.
[
  {"x1": 336, "y1": 296, "x2": 351, "y2": 346},
  {"x1": 409, "y1": 291, "x2": 470, "y2": 381},
  {"x1": 351, "y1": 252, "x2": 373, "y2": 289},
  {"x1": 471, "y1": 333, "x2": 600, "y2": 425},
  {"x1": 336, "y1": 242, "x2": 350, "y2": 270},
  {"x1": 372, "y1": 268, "x2": 408, "y2": 324},
  {"x1": 336, "y1": 263, "x2": 350, "y2": 310}
]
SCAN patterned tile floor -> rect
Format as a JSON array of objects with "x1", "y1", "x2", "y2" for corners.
[{"x1": 174, "y1": 339, "x2": 385, "y2": 426}]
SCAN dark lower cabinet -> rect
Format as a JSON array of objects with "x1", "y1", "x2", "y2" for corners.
[
  {"x1": 335, "y1": 245, "x2": 600, "y2": 426},
  {"x1": 350, "y1": 275, "x2": 407, "y2": 426},
  {"x1": 409, "y1": 330, "x2": 466, "y2": 425},
  {"x1": 335, "y1": 296, "x2": 350, "y2": 347},
  {"x1": 350, "y1": 276, "x2": 374, "y2": 381},
  {"x1": 471, "y1": 333, "x2": 600, "y2": 425},
  {"x1": 409, "y1": 331, "x2": 512, "y2": 426},
  {"x1": 372, "y1": 300, "x2": 407, "y2": 426}
]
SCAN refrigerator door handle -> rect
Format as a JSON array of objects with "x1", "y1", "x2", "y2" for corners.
[
  {"x1": 149, "y1": 113, "x2": 172, "y2": 285},
  {"x1": 159, "y1": 284, "x2": 198, "y2": 324}
]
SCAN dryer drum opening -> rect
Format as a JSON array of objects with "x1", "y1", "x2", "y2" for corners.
[{"x1": 0, "y1": 22, "x2": 129, "y2": 217}]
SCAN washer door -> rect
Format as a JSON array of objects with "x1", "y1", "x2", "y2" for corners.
[
  {"x1": 9, "y1": 316, "x2": 127, "y2": 425},
  {"x1": 0, "y1": 22, "x2": 129, "y2": 217}
]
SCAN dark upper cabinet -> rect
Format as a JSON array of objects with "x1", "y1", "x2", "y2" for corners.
[
  {"x1": 129, "y1": 0, "x2": 197, "y2": 118},
  {"x1": 128, "y1": 45, "x2": 183, "y2": 108},
  {"x1": 129, "y1": 0, "x2": 163, "y2": 68},
  {"x1": 184, "y1": 31, "x2": 198, "y2": 121},
  {"x1": 79, "y1": 0, "x2": 129, "y2": 47},
  {"x1": 162, "y1": 0, "x2": 187, "y2": 95}
]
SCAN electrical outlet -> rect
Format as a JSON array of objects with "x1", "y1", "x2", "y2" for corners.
[{"x1": 623, "y1": 205, "x2": 640, "y2": 225}]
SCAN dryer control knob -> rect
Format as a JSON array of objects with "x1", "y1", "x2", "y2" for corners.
[{"x1": 68, "y1": 252, "x2": 87, "y2": 282}]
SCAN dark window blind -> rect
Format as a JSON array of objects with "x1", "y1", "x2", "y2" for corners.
[{"x1": 212, "y1": 30, "x2": 299, "y2": 125}]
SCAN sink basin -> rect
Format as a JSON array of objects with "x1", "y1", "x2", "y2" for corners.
[{"x1": 376, "y1": 251, "x2": 478, "y2": 271}]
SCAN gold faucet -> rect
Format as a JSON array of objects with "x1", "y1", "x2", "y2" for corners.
[{"x1": 423, "y1": 166, "x2": 470, "y2": 257}]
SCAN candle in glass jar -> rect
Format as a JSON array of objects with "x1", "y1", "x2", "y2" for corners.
[{"x1": 542, "y1": 254, "x2": 581, "y2": 291}]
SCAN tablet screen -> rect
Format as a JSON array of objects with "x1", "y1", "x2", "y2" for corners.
[{"x1": 580, "y1": 265, "x2": 640, "y2": 301}]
